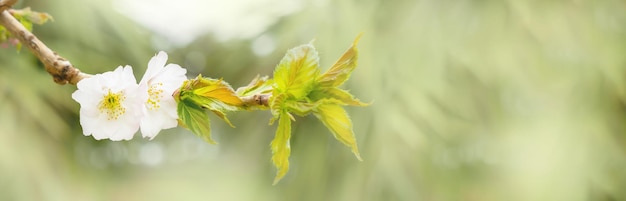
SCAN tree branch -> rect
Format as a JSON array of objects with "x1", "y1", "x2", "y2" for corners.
[
  {"x1": 0, "y1": 1, "x2": 90, "y2": 85},
  {"x1": 241, "y1": 94, "x2": 270, "y2": 107},
  {"x1": 0, "y1": 0, "x2": 16, "y2": 12}
]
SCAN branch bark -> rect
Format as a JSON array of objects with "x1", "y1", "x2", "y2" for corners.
[
  {"x1": 241, "y1": 94, "x2": 270, "y2": 107},
  {"x1": 0, "y1": 0, "x2": 90, "y2": 85},
  {"x1": 0, "y1": 0, "x2": 16, "y2": 12}
]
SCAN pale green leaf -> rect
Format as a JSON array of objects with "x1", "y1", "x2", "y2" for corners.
[
  {"x1": 11, "y1": 7, "x2": 54, "y2": 25},
  {"x1": 285, "y1": 101, "x2": 317, "y2": 117},
  {"x1": 309, "y1": 87, "x2": 369, "y2": 106},
  {"x1": 176, "y1": 75, "x2": 243, "y2": 127},
  {"x1": 270, "y1": 111, "x2": 292, "y2": 185},
  {"x1": 174, "y1": 75, "x2": 244, "y2": 141},
  {"x1": 273, "y1": 44, "x2": 320, "y2": 100},
  {"x1": 313, "y1": 102, "x2": 362, "y2": 161},
  {"x1": 20, "y1": 19, "x2": 33, "y2": 33},
  {"x1": 236, "y1": 75, "x2": 273, "y2": 97},
  {"x1": 177, "y1": 98, "x2": 216, "y2": 144},
  {"x1": 269, "y1": 93, "x2": 287, "y2": 124},
  {"x1": 193, "y1": 94, "x2": 238, "y2": 127},
  {"x1": 191, "y1": 75, "x2": 243, "y2": 107},
  {"x1": 236, "y1": 75, "x2": 274, "y2": 110},
  {"x1": 317, "y1": 35, "x2": 361, "y2": 88}
]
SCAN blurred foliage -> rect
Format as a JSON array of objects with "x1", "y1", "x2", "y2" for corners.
[
  {"x1": 0, "y1": 7, "x2": 53, "y2": 50},
  {"x1": 1, "y1": 0, "x2": 626, "y2": 201}
]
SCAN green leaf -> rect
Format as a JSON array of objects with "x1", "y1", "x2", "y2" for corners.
[
  {"x1": 270, "y1": 111, "x2": 292, "y2": 185},
  {"x1": 317, "y1": 34, "x2": 361, "y2": 88},
  {"x1": 309, "y1": 87, "x2": 369, "y2": 106},
  {"x1": 235, "y1": 75, "x2": 273, "y2": 97},
  {"x1": 18, "y1": 18, "x2": 33, "y2": 32},
  {"x1": 273, "y1": 43, "x2": 320, "y2": 100},
  {"x1": 236, "y1": 75, "x2": 274, "y2": 110},
  {"x1": 191, "y1": 75, "x2": 243, "y2": 107},
  {"x1": 284, "y1": 101, "x2": 317, "y2": 117},
  {"x1": 1, "y1": 8, "x2": 53, "y2": 51},
  {"x1": 268, "y1": 93, "x2": 294, "y2": 124},
  {"x1": 174, "y1": 75, "x2": 246, "y2": 143},
  {"x1": 313, "y1": 101, "x2": 362, "y2": 161},
  {"x1": 177, "y1": 98, "x2": 216, "y2": 144},
  {"x1": 11, "y1": 7, "x2": 54, "y2": 25},
  {"x1": 178, "y1": 75, "x2": 242, "y2": 127}
]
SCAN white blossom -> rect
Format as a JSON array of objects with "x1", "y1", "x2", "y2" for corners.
[
  {"x1": 71, "y1": 65, "x2": 144, "y2": 141},
  {"x1": 138, "y1": 51, "x2": 187, "y2": 139}
]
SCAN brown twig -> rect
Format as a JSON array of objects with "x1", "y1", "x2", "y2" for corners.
[
  {"x1": 0, "y1": 0, "x2": 16, "y2": 12},
  {"x1": 0, "y1": 0, "x2": 91, "y2": 85},
  {"x1": 240, "y1": 94, "x2": 270, "y2": 107}
]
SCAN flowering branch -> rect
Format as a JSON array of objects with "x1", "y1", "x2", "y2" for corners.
[
  {"x1": 2, "y1": 0, "x2": 368, "y2": 185},
  {"x1": 0, "y1": 0, "x2": 90, "y2": 85}
]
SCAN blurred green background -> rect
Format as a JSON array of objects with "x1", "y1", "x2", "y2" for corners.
[{"x1": 1, "y1": 0, "x2": 626, "y2": 200}]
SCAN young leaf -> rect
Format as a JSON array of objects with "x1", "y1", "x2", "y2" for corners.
[
  {"x1": 313, "y1": 101, "x2": 362, "y2": 161},
  {"x1": 236, "y1": 75, "x2": 273, "y2": 97},
  {"x1": 284, "y1": 101, "x2": 317, "y2": 117},
  {"x1": 273, "y1": 44, "x2": 320, "y2": 100},
  {"x1": 309, "y1": 87, "x2": 369, "y2": 106},
  {"x1": 317, "y1": 34, "x2": 361, "y2": 88},
  {"x1": 266, "y1": 36, "x2": 367, "y2": 185},
  {"x1": 1, "y1": 8, "x2": 53, "y2": 51},
  {"x1": 174, "y1": 75, "x2": 245, "y2": 143},
  {"x1": 271, "y1": 111, "x2": 292, "y2": 185},
  {"x1": 191, "y1": 76, "x2": 243, "y2": 107},
  {"x1": 177, "y1": 98, "x2": 216, "y2": 144},
  {"x1": 179, "y1": 75, "x2": 243, "y2": 127},
  {"x1": 236, "y1": 75, "x2": 274, "y2": 110},
  {"x1": 10, "y1": 7, "x2": 54, "y2": 25}
]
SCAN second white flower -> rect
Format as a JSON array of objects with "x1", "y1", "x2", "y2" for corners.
[{"x1": 138, "y1": 51, "x2": 188, "y2": 139}]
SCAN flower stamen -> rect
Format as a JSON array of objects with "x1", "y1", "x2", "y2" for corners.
[
  {"x1": 98, "y1": 89, "x2": 126, "y2": 120},
  {"x1": 147, "y1": 82, "x2": 164, "y2": 110}
]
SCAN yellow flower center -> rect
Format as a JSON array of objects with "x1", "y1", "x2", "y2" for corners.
[
  {"x1": 98, "y1": 89, "x2": 126, "y2": 120},
  {"x1": 147, "y1": 82, "x2": 164, "y2": 110}
]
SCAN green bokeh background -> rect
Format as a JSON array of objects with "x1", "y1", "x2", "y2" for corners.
[{"x1": 1, "y1": 0, "x2": 626, "y2": 200}]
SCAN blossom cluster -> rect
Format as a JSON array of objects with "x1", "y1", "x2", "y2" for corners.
[{"x1": 72, "y1": 52, "x2": 187, "y2": 141}]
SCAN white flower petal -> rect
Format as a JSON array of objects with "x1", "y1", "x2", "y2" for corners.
[
  {"x1": 141, "y1": 51, "x2": 168, "y2": 85},
  {"x1": 137, "y1": 51, "x2": 188, "y2": 139},
  {"x1": 140, "y1": 109, "x2": 177, "y2": 139},
  {"x1": 120, "y1": 65, "x2": 138, "y2": 85},
  {"x1": 72, "y1": 65, "x2": 143, "y2": 141},
  {"x1": 154, "y1": 63, "x2": 187, "y2": 90},
  {"x1": 110, "y1": 116, "x2": 140, "y2": 141},
  {"x1": 160, "y1": 98, "x2": 179, "y2": 118}
]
